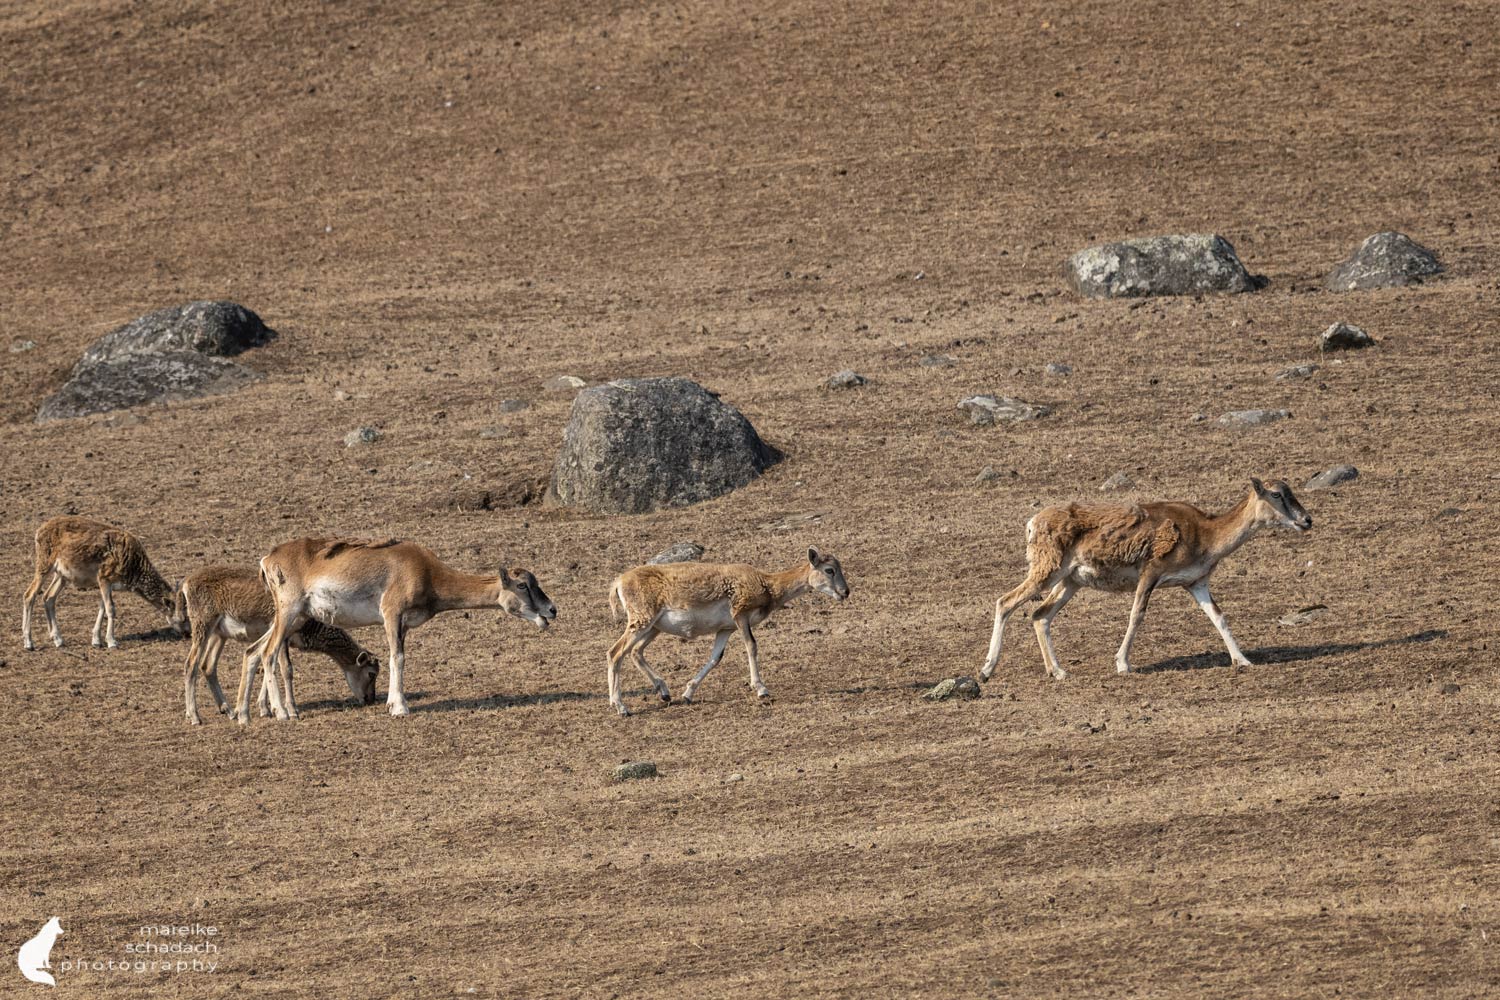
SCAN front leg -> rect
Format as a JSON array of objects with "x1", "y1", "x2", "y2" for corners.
[
  {"x1": 1188, "y1": 581, "x2": 1252, "y2": 667},
  {"x1": 384, "y1": 612, "x2": 409, "y2": 717},
  {"x1": 1115, "y1": 573, "x2": 1158, "y2": 674},
  {"x1": 92, "y1": 600, "x2": 106, "y2": 648},
  {"x1": 100, "y1": 581, "x2": 119, "y2": 648},
  {"x1": 737, "y1": 618, "x2": 770, "y2": 699},
  {"x1": 682, "y1": 629, "x2": 732, "y2": 703}
]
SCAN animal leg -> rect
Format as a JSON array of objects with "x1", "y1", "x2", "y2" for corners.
[
  {"x1": 383, "y1": 610, "x2": 409, "y2": 717},
  {"x1": 1031, "y1": 581, "x2": 1077, "y2": 680},
  {"x1": 92, "y1": 600, "x2": 106, "y2": 648},
  {"x1": 202, "y1": 633, "x2": 230, "y2": 715},
  {"x1": 981, "y1": 568, "x2": 1062, "y2": 682},
  {"x1": 98, "y1": 579, "x2": 119, "y2": 649},
  {"x1": 628, "y1": 630, "x2": 671, "y2": 703},
  {"x1": 21, "y1": 558, "x2": 50, "y2": 650},
  {"x1": 737, "y1": 618, "x2": 769, "y2": 699},
  {"x1": 1189, "y1": 581, "x2": 1252, "y2": 667},
  {"x1": 183, "y1": 626, "x2": 208, "y2": 725},
  {"x1": 234, "y1": 634, "x2": 267, "y2": 724},
  {"x1": 1115, "y1": 573, "x2": 1158, "y2": 674},
  {"x1": 42, "y1": 573, "x2": 65, "y2": 647},
  {"x1": 606, "y1": 624, "x2": 652, "y2": 716},
  {"x1": 681, "y1": 629, "x2": 732, "y2": 703}
]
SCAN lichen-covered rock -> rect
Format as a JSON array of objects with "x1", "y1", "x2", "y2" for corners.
[
  {"x1": 549, "y1": 377, "x2": 781, "y2": 515},
  {"x1": 73, "y1": 300, "x2": 274, "y2": 374},
  {"x1": 1065, "y1": 234, "x2": 1265, "y2": 299},
  {"x1": 924, "y1": 677, "x2": 981, "y2": 701},
  {"x1": 1320, "y1": 323, "x2": 1375, "y2": 352},
  {"x1": 1325, "y1": 232, "x2": 1442, "y2": 291},
  {"x1": 648, "y1": 541, "x2": 705, "y2": 564},
  {"x1": 1100, "y1": 471, "x2": 1135, "y2": 492},
  {"x1": 958, "y1": 395, "x2": 1050, "y2": 425},
  {"x1": 36, "y1": 353, "x2": 259, "y2": 423},
  {"x1": 824, "y1": 369, "x2": 868, "y2": 390},
  {"x1": 612, "y1": 761, "x2": 659, "y2": 782},
  {"x1": 1218, "y1": 409, "x2": 1291, "y2": 427},
  {"x1": 1304, "y1": 465, "x2": 1358, "y2": 491}
]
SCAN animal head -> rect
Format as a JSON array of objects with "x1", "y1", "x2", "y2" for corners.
[
  {"x1": 806, "y1": 547, "x2": 850, "y2": 601},
  {"x1": 1250, "y1": 478, "x2": 1313, "y2": 533},
  {"x1": 499, "y1": 567, "x2": 557, "y2": 630},
  {"x1": 353, "y1": 651, "x2": 381, "y2": 703}
]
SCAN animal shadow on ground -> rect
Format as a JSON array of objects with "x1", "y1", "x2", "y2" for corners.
[
  {"x1": 1141, "y1": 629, "x2": 1448, "y2": 673},
  {"x1": 409, "y1": 690, "x2": 599, "y2": 713},
  {"x1": 121, "y1": 627, "x2": 185, "y2": 644}
]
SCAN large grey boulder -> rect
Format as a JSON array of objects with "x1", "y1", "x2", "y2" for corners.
[
  {"x1": 1325, "y1": 232, "x2": 1442, "y2": 291},
  {"x1": 38, "y1": 301, "x2": 273, "y2": 422},
  {"x1": 549, "y1": 377, "x2": 781, "y2": 515},
  {"x1": 73, "y1": 300, "x2": 274, "y2": 373},
  {"x1": 36, "y1": 353, "x2": 260, "y2": 423},
  {"x1": 1065, "y1": 234, "x2": 1265, "y2": 299}
]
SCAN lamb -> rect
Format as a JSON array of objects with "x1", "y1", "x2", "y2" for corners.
[
  {"x1": 979, "y1": 479, "x2": 1312, "y2": 680},
  {"x1": 178, "y1": 564, "x2": 380, "y2": 725},
  {"x1": 606, "y1": 547, "x2": 850, "y2": 716},
  {"x1": 22, "y1": 515, "x2": 183, "y2": 651}
]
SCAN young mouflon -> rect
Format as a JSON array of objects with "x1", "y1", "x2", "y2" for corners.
[{"x1": 606, "y1": 547, "x2": 850, "y2": 716}]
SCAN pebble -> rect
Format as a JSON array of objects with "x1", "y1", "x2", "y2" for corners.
[
  {"x1": 343, "y1": 427, "x2": 381, "y2": 447},
  {"x1": 824, "y1": 369, "x2": 868, "y2": 390},
  {"x1": 1304, "y1": 465, "x2": 1358, "y2": 491},
  {"x1": 613, "y1": 761, "x2": 658, "y2": 782}
]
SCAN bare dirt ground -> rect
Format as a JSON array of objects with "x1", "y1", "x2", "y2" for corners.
[{"x1": 1, "y1": 1, "x2": 1497, "y2": 996}]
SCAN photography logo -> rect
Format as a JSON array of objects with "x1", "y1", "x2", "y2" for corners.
[{"x1": 17, "y1": 917, "x2": 62, "y2": 987}]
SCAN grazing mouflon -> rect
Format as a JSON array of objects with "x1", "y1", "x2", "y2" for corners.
[{"x1": 22, "y1": 515, "x2": 183, "y2": 651}]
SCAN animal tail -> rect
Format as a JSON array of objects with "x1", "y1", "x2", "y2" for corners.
[{"x1": 608, "y1": 578, "x2": 623, "y2": 621}]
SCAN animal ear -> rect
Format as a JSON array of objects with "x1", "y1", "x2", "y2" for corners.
[
  {"x1": 1249, "y1": 477, "x2": 1265, "y2": 495},
  {"x1": 499, "y1": 566, "x2": 512, "y2": 586},
  {"x1": 807, "y1": 546, "x2": 820, "y2": 565}
]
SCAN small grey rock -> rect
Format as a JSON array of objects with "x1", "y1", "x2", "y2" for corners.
[
  {"x1": 1278, "y1": 604, "x2": 1329, "y2": 627},
  {"x1": 648, "y1": 541, "x2": 705, "y2": 564},
  {"x1": 1065, "y1": 234, "x2": 1265, "y2": 299},
  {"x1": 1276, "y1": 363, "x2": 1320, "y2": 381},
  {"x1": 1321, "y1": 323, "x2": 1375, "y2": 352},
  {"x1": 958, "y1": 395, "x2": 1050, "y2": 425},
  {"x1": 924, "y1": 677, "x2": 981, "y2": 701},
  {"x1": 975, "y1": 466, "x2": 1016, "y2": 486},
  {"x1": 1218, "y1": 409, "x2": 1291, "y2": 427},
  {"x1": 919, "y1": 354, "x2": 956, "y2": 367},
  {"x1": 824, "y1": 369, "x2": 868, "y2": 390},
  {"x1": 10, "y1": 339, "x2": 36, "y2": 353},
  {"x1": 1189, "y1": 412, "x2": 1207, "y2": 423},
  {"x1": 1439, "y1": 683, "x2": 1461, "y2": 696},
  {"x1": 1043, "y1": 362, "x2": 1073, "y2": 377},
  {"x1": 613, "y1": 760, "x2": 658, "y2": 782},
  {"x1": 1100, "y1": 471, "x2": 1135, "y2": 491},
  {"x1": 545, "y1": 374, "x2": 587, "y2": 391},
  {"x1": 1325, "y1": 232, "x2": 1442, "y2": 291},
  {"x1": 499, "y1": 398, "x2": 529, "y2": 413},
  {"x1": 725, "y1": 773, "x2": 744, "y2": 784},
  {"x1": 1304, "y1": 465, "x2": 1358, "y2": 491},
  {"x1": 344, "y1": 426, "x2": 381, "y2": 447}
]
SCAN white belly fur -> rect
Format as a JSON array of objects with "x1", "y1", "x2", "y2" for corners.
[
  {"x1": 217, "y1": 614, "x2": 269, "y2": 642},
  {"x1": 306, "y1": 584, "x2": 385, "y2": 629},
  {"x1": 654, "y1": 600, "x2": 733, "y2": 639}
]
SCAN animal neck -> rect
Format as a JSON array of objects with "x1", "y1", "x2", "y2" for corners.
[
  {"x1": 430, "y1": 566, "x2": 508, "y2": 614},
  {"x1": 135, "y1": 565, "x2": 175, "y2": 613},
  {"x1": 1205, "y1": 492, "x2": 1262, "y2": 560},
  {"x1": 767, "y1": 564, "x2": 811, "y2": 609}
]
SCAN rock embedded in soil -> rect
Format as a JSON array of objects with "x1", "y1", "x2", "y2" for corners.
[
  {"x1": 1304, "y1": 465, "x2": 1359, "y2": 491},
  {"x1": 919, "y1": 354, "x2": 956, "y2": 367},
  {"x1": 1320, "y1": 323, "x2": 1375, "y2": 352},
  {"x1": 613, "y1": 760, "x2": 658, "y2": 781},
  {"x1": 1325, "y1": 232, "x2": 1442, "y2": 291},
  {"x1": 975, "y1": 466, "x2": 1017, "y2": 486},
  {"x1": 648, "y1": 541, "x2": 705, "y2": 564},
  {"x1": 824, "y1": 369, "x2": 868, "y2": 390},
  {"x1": 924, "y1": 677, "x2": 981, "y2": 701},
  {"x1": 1439, "y1": 683, "x2": 1461, "y2": 696},
  {"x1": 36, "y1": 352, "x2": 260, "y2": 423},
  {"x1": 1064, "y1": 234, "x2": 1265, "y2": 299},
  {"x1": 72, "y1": 300, "x2": 274, "y2": 372},
  {"x1": 1276, "y1": 363, "x2": 1320, "y2": 381},
  {"x1": 499, "y1": 398, "x2": 529, "y2": 413},
  {"x1": 545, "y1": 374, "x2": 587, "y2": 391},
  {"x1": 1044, "y1": 362, "x2": 1073, "y2": 377},
  {"x1": 1217, "y1": 409, "x2": 1290, "y2": 427},
  {"x1": 958, "y1": 395, "x2": 1050, "y2": 425},
  {"x1": 344, "y1": 426, "x2": 381, "y2": 447},
  {"x1": 549, "y1": 377, "x2": 781, "y2": 515},
  {"x1": 37, "y1": 300, "x2": 274, "y2": 422},
  {"x1": 1278, "y1": 604, "x2": 1329, "y2": 627},
  {"x1": 1100, "y1": 471, "x2": 1135, "y2": 491}
]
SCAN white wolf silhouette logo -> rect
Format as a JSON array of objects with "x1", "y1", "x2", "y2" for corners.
[{"x1": 17, "y1": 917, "x2": 62, "y2": 987}]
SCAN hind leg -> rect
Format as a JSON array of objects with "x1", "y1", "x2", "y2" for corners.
[
  {"x1": 183, "y1": 628, "x2": 208, "y2": 725},
  {"x1": 981, "y1": 569, "x2": 1063, "y2": 682},
  {"x1": 42, "y1": 574, "x2": 66, "y2": 648},
  {"x1": 629, "y1": 631, "x2": 671, "y2": 704},
  {"x1": 202, "y1": 634, "x2": 230, "y2": 715},
  {"x1": 21, "y1": 564, "x2": 51, "y2": 651},
  {"x1": 1031, "y1": 581, "x2": 1077, "y2": 680},
  {"x1": 607, "y1": 624, "x2": 652, "y2": 716}
]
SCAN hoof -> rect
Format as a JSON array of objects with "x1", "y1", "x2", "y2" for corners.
[
  {"x1": 979, "y1": 667, "x2": 994, "y2": 683},
  {"x1": 614, "y1": 703, "x2": 631, "y2": 717},
  {"x1": 388, "y1": 704, "x2": 409, "y2": 718},
  {"x1": 1050, "y1": 668, "x2": 1069, "y2": 681},
  {"x1": 188, "y1": 716, "x2": 202, "y2": 726},
  {"x1": 755, "y1": 688, "x2": 771, "y2": 699},
  {"x1": 53, "y1": 637, "x2": 64, "y2": 648},
  {"x1": 23, "y1": 641, "x2": 35, "y2": 652},
  {"x1": 106, "y1": 641, "x2": 120, "y2": 650},
  {"x1": 1115, "y1": 663, "x2": 1132, "y2": 675}
]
